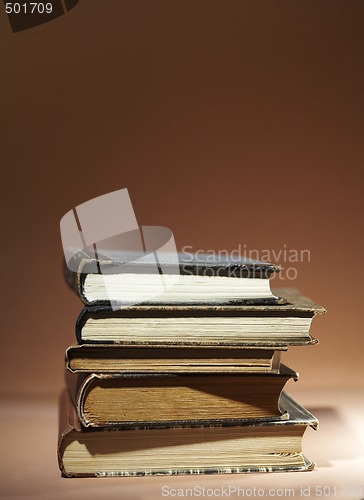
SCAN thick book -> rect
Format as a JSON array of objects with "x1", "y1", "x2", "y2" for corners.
[
  {"x1": 58, "y1": 390, "x2": 317, "y2": 477},
  {"x1": 65, "y1": 344, "x2": 283, "y2": 374},
  {"x1": 66, "y1": 365, "x2": 297, "y2": 428},
  {"x1": 75, "y1": 288, "x2": 325, "y2": 346},
  {"x1": 64, "y1": 251, "x2": 281, "y2": 305}
]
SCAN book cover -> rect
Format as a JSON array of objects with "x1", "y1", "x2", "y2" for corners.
[
  {"x1": 65, "y1": 344, "x2": 283, "y2": 374},
  {"x1": 64, "y1": 251, "x2": 282, "y2": 306},
  {"x1": 58, "y1": 390, "x2": 317, "y2": 477},
  {"x1": 75, "y1": 288, "x2": 324, "y2": 346},
  {"x1": 66, "y1": 365, "x2": 298, "y2": 428}
]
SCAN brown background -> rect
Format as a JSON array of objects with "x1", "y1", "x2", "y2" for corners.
[{"x1": 0, "y1": 0, "x2": 363, "y2": 396}]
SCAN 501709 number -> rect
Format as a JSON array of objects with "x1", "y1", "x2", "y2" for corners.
[{"x1": 5, "y1": 3, "x2": 53, "y2": 14}]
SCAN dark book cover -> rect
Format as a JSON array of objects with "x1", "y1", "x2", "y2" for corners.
[
  {"x1": 63, "y1": 251, "x2": 282, "y2": 306},
  {"x1": 75, "y1": 288, "x2": 325, "y2": 346}
]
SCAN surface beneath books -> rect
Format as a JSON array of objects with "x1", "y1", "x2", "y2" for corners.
[{"x1": 1, "y1": 388, "x2": 363, "y2": 500}]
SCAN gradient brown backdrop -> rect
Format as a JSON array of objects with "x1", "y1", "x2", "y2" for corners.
[{"x1": 1, "y1": 1, "x2": 363, "y2": 396}]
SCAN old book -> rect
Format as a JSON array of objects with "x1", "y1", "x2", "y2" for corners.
[
  {"x1": 66, "y1": 365, "x2": 297, "y2": 428},
  {"x1": 64, "y1": 251, "x2": 281, "y2": 305},
  {"x1": 75, "y1": 289, "x2": 324, "y2": 346},
  {"x1": 58, "y1": 390, "x2": 317, "y2": 477},
  {"x1": 65, "y1": 344, "x2": 283, "y2": 374}
]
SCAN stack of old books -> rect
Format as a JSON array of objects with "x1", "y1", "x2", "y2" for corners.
[{"x1": 58, "y1": 252, "x2": 325, "y2": 477}]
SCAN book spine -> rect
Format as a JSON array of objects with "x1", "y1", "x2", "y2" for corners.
[
  {"x1": 58, "y1": 390, "x2": 81, "y2": 476},
  {"x1": 64, "y1": 346, "x2": 73, "y2": 373},
  {"x1": 63, "y1": 255, "x2": 90, "y2": 303},
  {"x1": 75, "y1": 308, "x2": 85, "y2": 343}
]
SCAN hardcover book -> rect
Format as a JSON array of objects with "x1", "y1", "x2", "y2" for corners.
[
  {"x1": 58, "y1": 390, "x2": 317, "y2": 477},
  {"x1": 75, "y1": 289, "x2": 324, "y2": 346},
  {"x1": 65, "y1": 344, "x2": 283, "y2": 374},
  {"x1": 66, "y1": 365, "x2": 298, "y2": 428},
  {"x1": 64, "y1": 251, "x2": 281, "y2": 305}
]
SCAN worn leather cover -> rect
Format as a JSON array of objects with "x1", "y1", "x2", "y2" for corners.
[
  {"x1": 58, "y1": 390, "x2": 317, "y2": 477},
  {"x1": 75, "y1": 288, "x2": 325, "y2": 345},
  {"x1": 63, "y1": 251, "x2": 281, "y2": 305}
]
